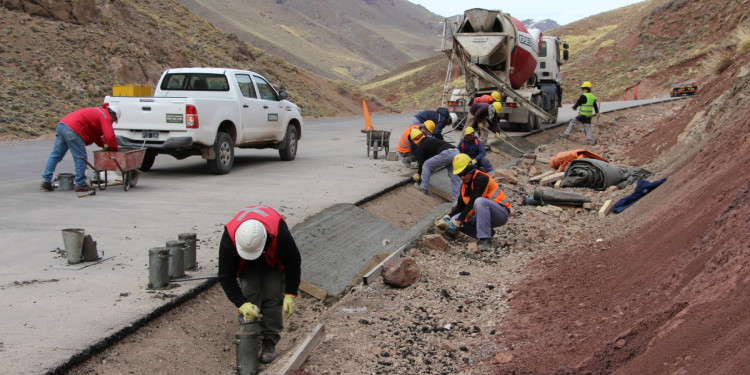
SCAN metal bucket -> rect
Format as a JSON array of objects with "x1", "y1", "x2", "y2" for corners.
[
  {"x1": 148, "y1": 247, "x2": 170, "y2": 289},
  {"x1": 178, "y1": 233, "x2": 197, "y2": 270},
  {"x1": 61, "y1": 228, "x2": 85, "y2": 264},
  {"x1": 57, "y1": 173, "x2": 75, "y2": 191},
  {"x1": 166, "y1": 240, "x2": 186, "y2": 279},
  {"x1": 235, "y1": 318, "x2": 260, "y2": 375}
]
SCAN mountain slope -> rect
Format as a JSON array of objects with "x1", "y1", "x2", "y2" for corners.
[
  {"x1": 0, "y1": 0, "x2": 385, "y2": 139},
  {"x1": 175, "y1": 0, "x2": 445, "y2": 83}
]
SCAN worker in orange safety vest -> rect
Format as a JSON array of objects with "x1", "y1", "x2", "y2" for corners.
[{"x1": 445, "y1": 153, "x2": 511, "y2": 251}]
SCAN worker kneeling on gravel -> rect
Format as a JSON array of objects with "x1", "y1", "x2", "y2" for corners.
[
  {"x1": 446, "y1": 154, "x2": 511, "y2": 251},
  {"x1": 218, "y1": 205, "x2": 302, "y2": 364},
  {"x1": 410, "y1": 128, "x2": 461, "y2": 202},
  {"x1": 457, "y1": 127, "x2": 494, "y2": 175}
]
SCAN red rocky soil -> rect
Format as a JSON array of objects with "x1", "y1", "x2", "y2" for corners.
[{"x1": 67, "y1": 56, "x2": 750, "y2": 375}]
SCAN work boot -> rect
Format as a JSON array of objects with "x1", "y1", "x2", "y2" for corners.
[
  {"x1": 40, "y1": 181, "x2": 54, "y2": 191},
  {"x1": 477, "y1": 238, "x2": 492, "y2": 251},
  {"x1": 260, "y1": 340, "x2": 278, "y2": 363},
  {"x1": 413, "y1": 183, "x2": 428, "y2": 195},
  {"x1": 74, "y1": 184, "x2": 94, "y2": 192}
]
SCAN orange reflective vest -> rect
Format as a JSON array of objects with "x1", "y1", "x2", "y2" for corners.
[
  {"x1": 397, "y1": 125, "x2": 421, "y2": 154},
  {"x1": 549, "y1": 149, "x2": 608, "y2": 172},
  {"x1": 226, "y1": 205, "x2": 285, "y2": 271},
  {"x1": 461, "y1": 170, "x2": 511, "y2": 219}
]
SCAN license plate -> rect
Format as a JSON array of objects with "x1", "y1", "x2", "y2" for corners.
[{"x1": 142, "y1": 130, "x2": 159, "y2": 139}]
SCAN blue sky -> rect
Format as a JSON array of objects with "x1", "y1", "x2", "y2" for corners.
[{"x1": 410, "y1": 0, "x2": 646, "y2": 25}]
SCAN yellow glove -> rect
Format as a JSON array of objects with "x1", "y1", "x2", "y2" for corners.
[
  {"x1": 412, "y1": 173, "x2": 421, "y2": 183},
  {"x1": 283, "y1": 294, "x2": 296, "y2": 319},
  {"x1": 238, "y1": 302, "x2": 261, "y2": 321},
  {"x1": 471, "y1": 159, "x2": 477, "y2": 164}
]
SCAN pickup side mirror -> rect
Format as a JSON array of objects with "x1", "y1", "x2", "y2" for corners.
[{"x1": 278, "y1": 91, "x2": 288, "y2": 100}]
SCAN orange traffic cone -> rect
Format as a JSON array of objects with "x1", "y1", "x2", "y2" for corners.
[{"x1": 361, "y1": 100, "x2": 374, "y2": 133}]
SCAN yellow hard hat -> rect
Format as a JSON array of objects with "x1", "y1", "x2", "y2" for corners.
[
  {"x1": 581, "y1": 81, "x2": 592, "y2": 89},
  {"x1": 464, "y1": 126, "x2": 475, "y2": 135},
  {"x1": 410, "y1": 128, "x2": 424, "y2": 142},
  {"x1": 423, "y1": 120, "x2": 436, "y2": 134},
  {"x1": 491, "y1": 91, "x2": 501, "y2": 101},
  {"x1": 492, "y1": 102, "x2": 502, "y2": 113},
  {"x1": 453, "y1": 153, "x2": 474, "y2": 175}
]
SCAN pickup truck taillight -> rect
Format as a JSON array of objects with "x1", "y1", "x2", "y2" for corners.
[{"x1": 186, "y1": 104, "x2": 199, "y2": 129}]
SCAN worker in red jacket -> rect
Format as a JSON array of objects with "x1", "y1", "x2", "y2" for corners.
[
  {"x1": 218, "y1": 205, "x2": 302, "y2": 364},
  {"x1": 41, "y1": 106, "x2": 120, "y2": 192}
]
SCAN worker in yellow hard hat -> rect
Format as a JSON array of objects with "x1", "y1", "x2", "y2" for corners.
[
  {"x1": 457, "y1": 127, "x2": 494, "y2": 174},
  {"x1": 409, "y1": 128, "x2": 462, "y2": 201},
  {"x1": 412, "y1": 107, "x2": 453, "y2": 140},
  {"x1": 561, "y1": 81, "x2": 600, "y2": 145},
  {"x1": 465, "y1": 100, "x2": 503, "y2": 144},
  {"x1": 396, "y1": 123, "x2": 422, "y2": 167},
  {"x1": 444, "y1": 153, "x2": 511, "y2": 251}
]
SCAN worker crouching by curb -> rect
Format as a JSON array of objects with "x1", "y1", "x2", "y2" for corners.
[
  {"x1": 446, "y1": 154, "x2": 511, "y2": 251},
  {"x1": 410, "y1": 128, "x2": 461, "y2": 202},
  {"x1": 218, "y1": 205, "x2": 302, "y2": 364}
]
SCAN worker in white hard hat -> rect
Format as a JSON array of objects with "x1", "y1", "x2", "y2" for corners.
[
  {"x1": 412, "y1": 107, "x2": 453, "y2": 140},
  {"x1": 457, "y1": 127, "x2": 494, "y2": 175},
  {"x1": 561, "y1": 81, "x2": 600, "y2": 145},
  {"x1": 40, "y1": 105, "x2": 120, "y2": 192},
  {"x1": 446, "y1": 153, "x2": 511, "y2": 251},
  {"x1": 218, "y1": 205, "x2": 302, "y2": 364}
]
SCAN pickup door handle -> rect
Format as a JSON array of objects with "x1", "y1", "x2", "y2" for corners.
[
  {"x1": 263, "y1": 105, "x2": 269, "y2": 109},
  {"x1": 142, "y1": 107, "x2": 151, "y2": 111},
  {"x1": 243, "y1": 104, "x2": 249, "y2": 108}
]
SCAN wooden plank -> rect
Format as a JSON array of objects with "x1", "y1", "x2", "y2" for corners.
[
  {"x1": 554, "y1": 179, "x2": 562, "y2": 189},
  {"x1": 528, "y1": 170, "x2": 556, "y2": 182},
  {"x1": 363, "y1": 245, "x2": 405, "y2": 285},
  {"x1": 277, "y1": 323, "x2": 325, "y2": 375},
  {"x1": 539, "y1": 172, "x2": 565, "y2": 185},
  {"x1": 598, "y1": 199, "x2": 614, "y2": 217},
  {"x1": 299, "y1": 279, "x2": 327, "y2": 301}
]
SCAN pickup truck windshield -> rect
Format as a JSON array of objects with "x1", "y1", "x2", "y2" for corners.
[{"x1": 161, "y1": 73, "x2": 230, "y2": 91}]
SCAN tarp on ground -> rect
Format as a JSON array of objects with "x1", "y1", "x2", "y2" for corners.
[
  {"x1": 550, "y1": 149, "x2": 608, "y2": 171},
  {"x1": 560, "y1": 158, "x2": 653, "y2": 191}
]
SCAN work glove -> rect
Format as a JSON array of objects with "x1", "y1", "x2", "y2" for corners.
[
  {"x1": 412, "y1": 173, "x2": 421, "y2": 183},
  {"x1": 451, "y1": 218, "x2": 463, "y2": 228},
  {"x1": 471, "y1": 159, "x2": 478, "y2": 164},
  {"x1": 283, "y1": 294, "x2": 296, "y2": 319},
  {"x1": 436, "y1": 215, "x2": 450, "y2": 231},
  {"x1": 238, "y1": 302, "x2": 262, "y2": 321}
]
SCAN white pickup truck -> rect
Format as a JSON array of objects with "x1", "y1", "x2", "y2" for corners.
[{"x1": 103, "y1": 67, "x2": 303, "y2": 174}]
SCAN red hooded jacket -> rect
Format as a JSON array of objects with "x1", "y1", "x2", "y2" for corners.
[{"x1": 60, "y1": 107, "x2": 119, "y2": 150}]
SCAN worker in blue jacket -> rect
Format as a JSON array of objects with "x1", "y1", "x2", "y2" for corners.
[
  {"x1": 412, "y1": 107, "x2": 456, "y2": 140},
  {"x1": 457, "y1": 127, "x2": 494, "y2": 175}
]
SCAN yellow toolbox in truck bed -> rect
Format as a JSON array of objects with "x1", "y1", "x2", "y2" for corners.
[{"x1": 112, "y1": 85, "x2": 152, "y2": 97}]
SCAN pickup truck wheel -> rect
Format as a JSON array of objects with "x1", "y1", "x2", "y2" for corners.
[
  {"x1": 207, "y1": 132, "x2": 234, "y2": 175},
  {"x1": 279, "y1": 126, "x2": 298, "y2": 161},
  {"x1": 140, "y1": 149, "x2": 156, "y2": 171}
]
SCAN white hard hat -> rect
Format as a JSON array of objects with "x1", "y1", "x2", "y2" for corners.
[
  {"x1": 107, "y1": 105, "x2": 122, "y2": 123},
  {"x1": 235, "y1": 220, "x2": 267, "y2": 260},
  {"x1": 449, "y1": 113, "x2": 458, "y2": 124}
]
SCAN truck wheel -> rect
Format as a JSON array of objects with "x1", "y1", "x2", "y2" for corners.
[
  {"x1": 279, "y1": 126, "x2": 298, "y2": 161},
  {"x1": 140, "y1": 149, "x2": 156, "y2": 171},
  {"x1": 530, "y1": 96, "x2": 543, "y2": 130},
  {"x1": 207, "y1": 132, "x2": 234, "y2": 175}
]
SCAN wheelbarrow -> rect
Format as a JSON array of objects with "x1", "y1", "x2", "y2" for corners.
[
  {"x1": 365, "y1": 129, "x2": 391, "y2": 160},
  {"x1": 80, "y1": 147, "x2": 146, "y2": 191}
]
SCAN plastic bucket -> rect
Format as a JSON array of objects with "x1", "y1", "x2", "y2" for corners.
[
  {"x1": 58, "y1": 173, "x2": 75, "y2": 191},
  {"x1": 61, "y1": 228, "x2": 85, "y2": 264}
]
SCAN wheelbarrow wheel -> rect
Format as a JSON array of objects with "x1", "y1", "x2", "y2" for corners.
[
  {"x1": 128, "y1": 170, "x2": 140, "y2": 188},
  {"x1": 98, "y1": 171, "x2": 107, "y2": 190},
  {"x1": 123, "y1": 172, "x2": 131, "y2": 191}
]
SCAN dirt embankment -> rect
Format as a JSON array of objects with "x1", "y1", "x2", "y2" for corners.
[{"x1": 67, "y1": 55, "x2": 750, "y2": 374}]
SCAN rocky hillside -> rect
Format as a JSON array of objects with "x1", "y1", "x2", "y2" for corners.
[
  {"x1": 0, "y1": 0, "x2": 392, "y2": 139},
  {"x1": 363, "y1": 0, "x2": 750, "y2": 109},
  {"x1": 175, "y1": 0, "x2": 445, "y2": 84}
]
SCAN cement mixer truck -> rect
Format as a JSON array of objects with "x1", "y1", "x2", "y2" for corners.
[{"x1": 441, "y1": 8, "x2": 568, "y2": 132}]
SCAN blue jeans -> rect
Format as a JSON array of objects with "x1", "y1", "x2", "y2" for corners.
[
  {"x1": 42, "y1": 123, "x2": 88, "y2": 186},
  {"x1": 420, "y1": 149, "x2": 461, "y2": 201},
  {"x1": 452, "y1": 198, "x2": 509, "y2": 239}
]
